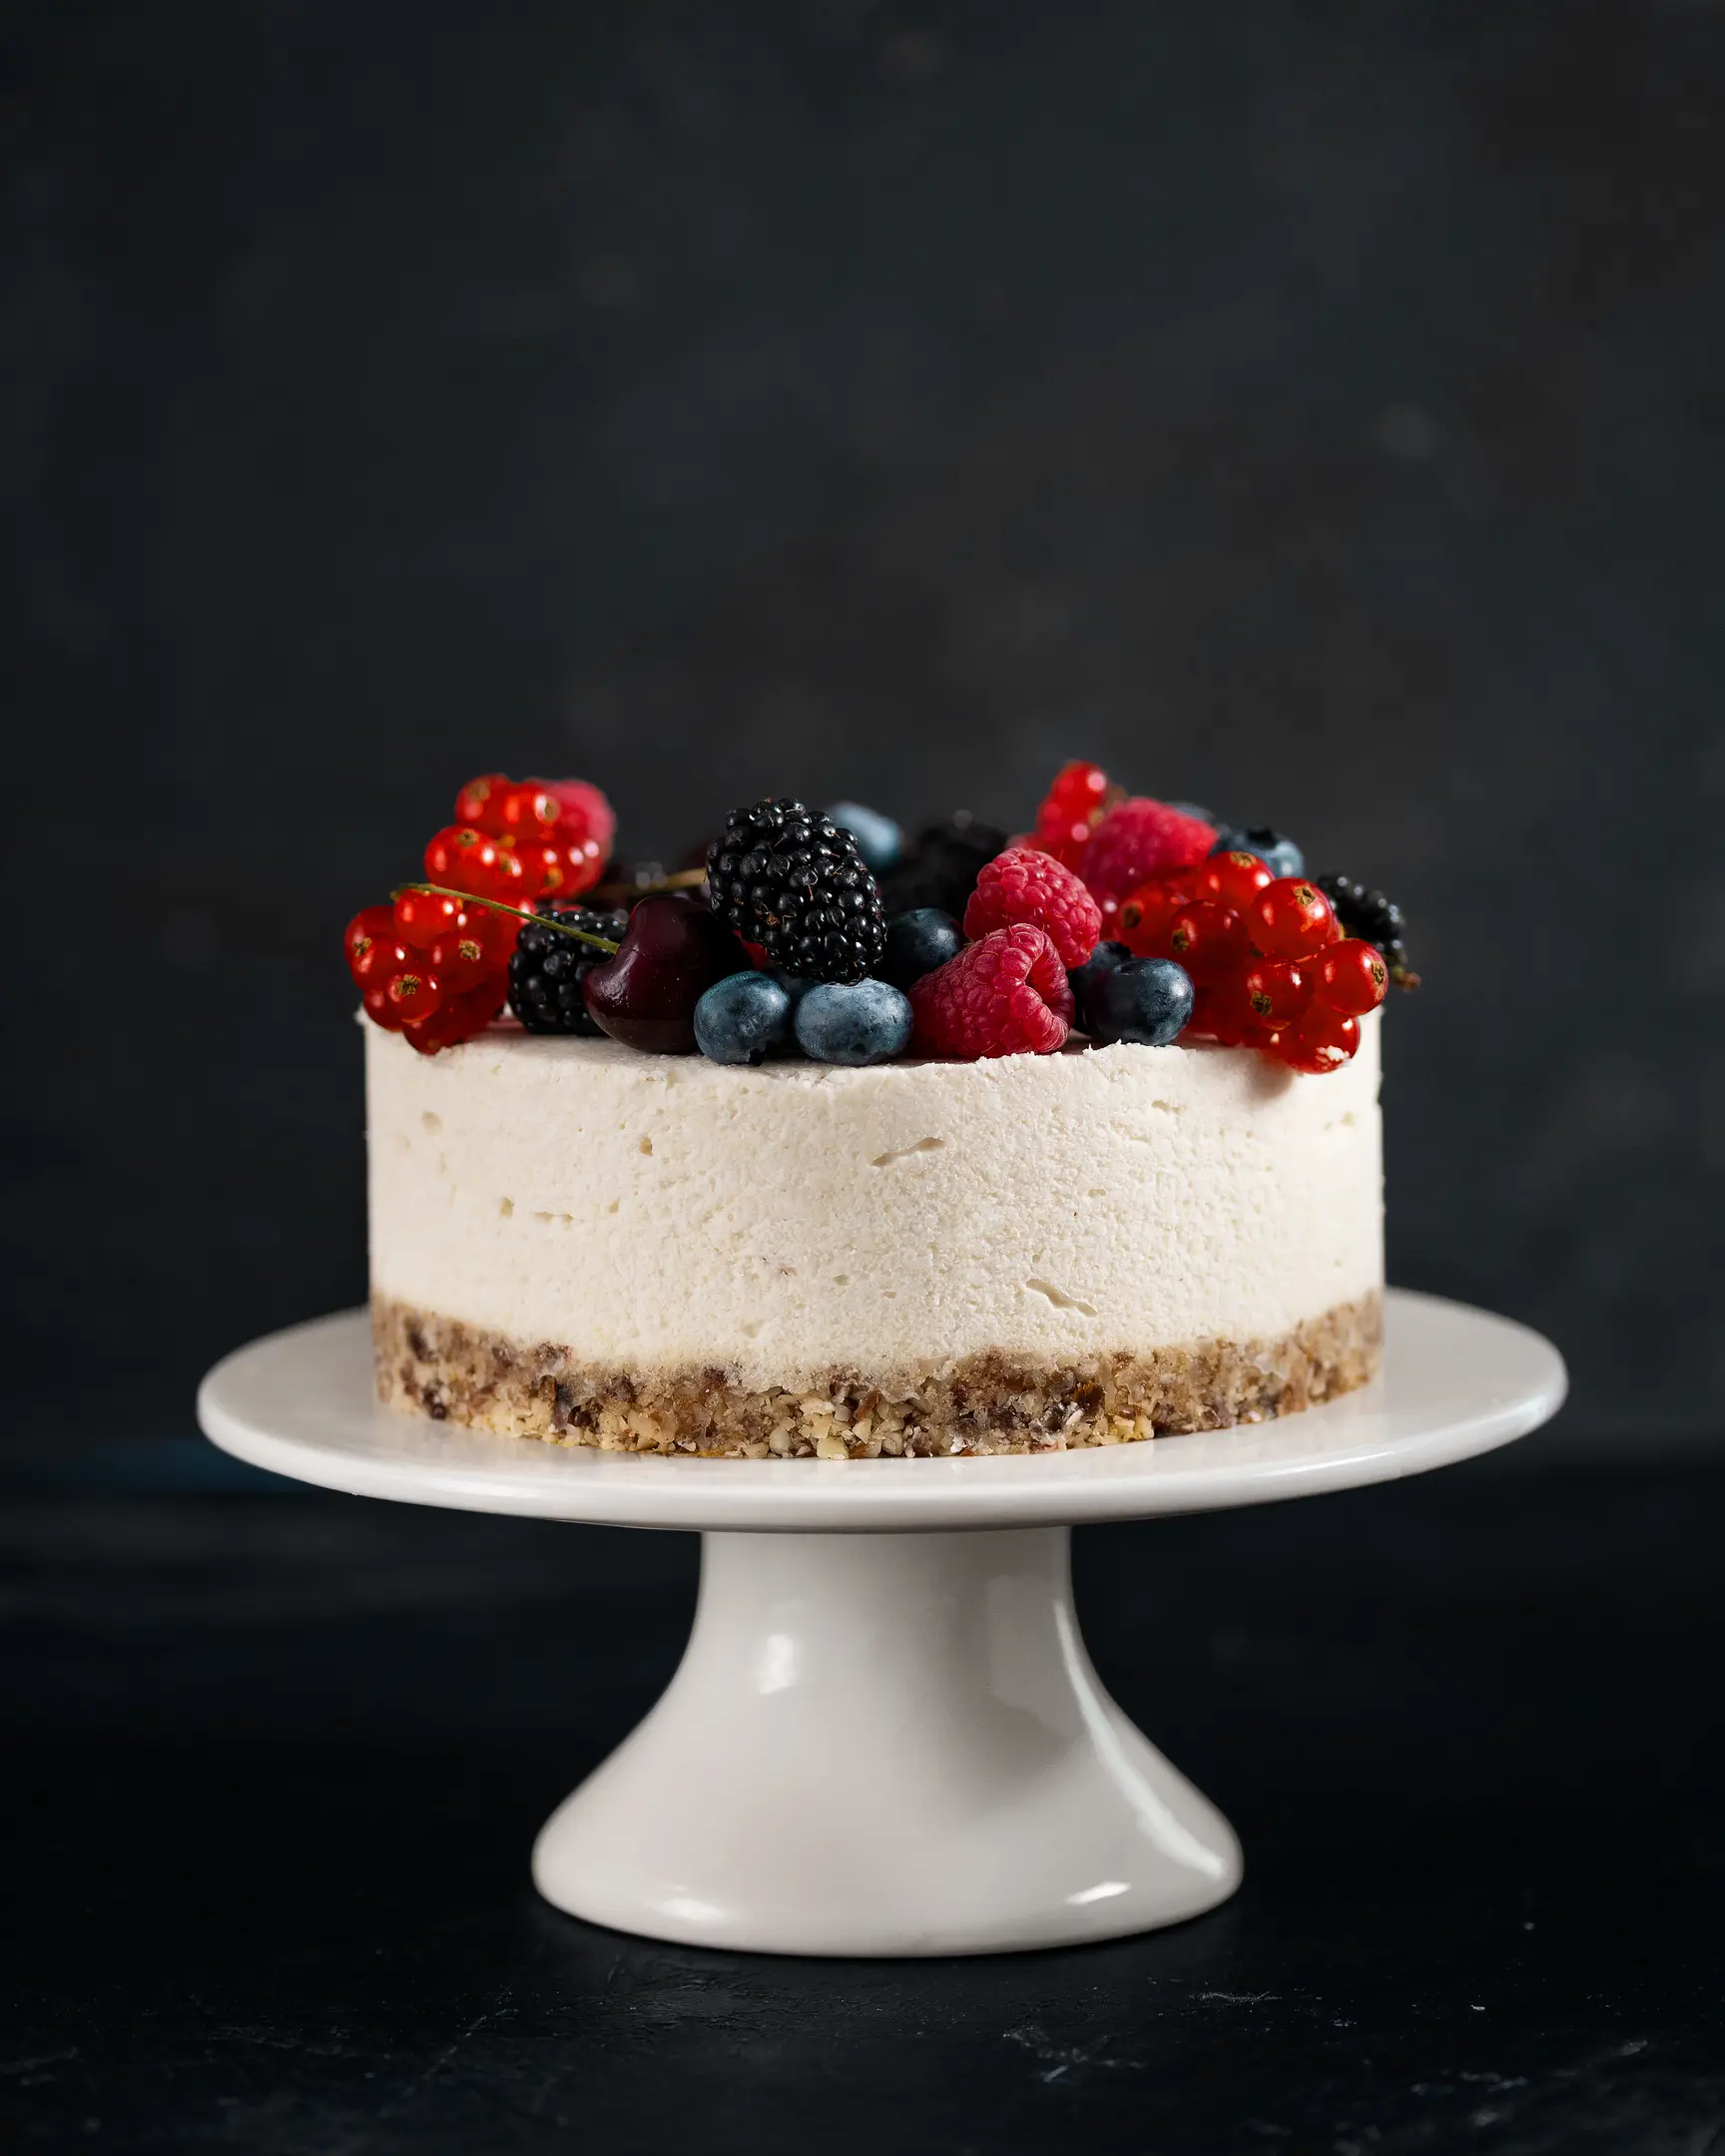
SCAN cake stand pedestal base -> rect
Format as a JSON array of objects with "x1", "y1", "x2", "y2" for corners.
[
  {"x1": 198, "y1": 1292, "x2": 1566, "y2": 1959},
  {"x1": 532, "y1": 1526, "x2": 1238, "y2": 1956}
]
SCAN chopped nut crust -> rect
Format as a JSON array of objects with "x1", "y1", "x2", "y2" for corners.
[{"x1": 373, "y1": 1293, "x2": 1383, "y2": 1457}]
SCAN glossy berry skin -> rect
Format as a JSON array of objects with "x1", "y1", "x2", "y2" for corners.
[
  {"x1": 1314, "y1": 938, "x2": 1389, "y2": 1016},
  {"x1": 1168, "y1": 901, "x2": 1248, "y2": 982},
  {"x1": 402, "y1": 982, "x2": 506, "y2": 1057},
  {"x1": 878, "y1": 814, "x2": 1009, "y2": 920},
  {"x1": 384, "y1": 966, "x2": 443, "y2": 1023},
  {"x1": 1116, "y1": 871, "x2": 1203, "y2": 958},
  {"x1": 880, "y1": 907, "x2": 965, "y2": 989},
  {"x1": 907, "y1": 924, "x2": 1072, "y2": 1060},
  {"x1": 1199, "y1": 849, "x2": 1275, "y2": 912},
  {"x1": 794, "y1": 978, "x2": 913, "y2": 1066},
  {"x1": 1080, "y1": 798, "x2": 1216, "y2": 902},
  {"x1": 455, "y1": 773, "x2": 511, "y2": 832},
  {"x1": 582, "y1": 896, "x2": 752, "y2": 1054},
  {"x1": 423, "y1": 825, "x2": 529, "y2": 904},
  {"x1": 343, "y1": 904, "x2": 397, "y2": 982},
  {"x1": 393, "y1": 886, "x2": 465, "y2": 949},
  {"x1": 1248, "y1": 877, "x2": 1338, "y2": 961},
  {"x1": 427, "y1": 926, "x2": 494, "y2": 994},
  {"x1": 1067, "y1": 939, "x2": 1131, "y2": 1032},
  {"x1": 963, "y1": 846, "x2": 1103, "y2": 968},
  {"x1": 694, "y1": 970, "x2": 795, "y2": 1065},
  {"x1": 351, "y1": 932, "x2": 411, "y2": 987},
  {"x1": 1186, "y1": 979, "x2": 1279, "y2": 1051},
  {"x1": 1083, "y1": 955, "x2": 1194, "y2": 1047},
  {"x1": 1038, "y1": 761, "x2": 1111, "y2": 825},
  {"x1": 1278, "y1": 1007, "x2": 1360, "y2": 1074},
  {"x1": 1212, "y1": 825, "x2": 1304, "y2": 879},
  {"x1": 1242, "y1": 958, "x2": 1312, "y2": 1027},
  {"x1": 826, "y1": 803, "x2": 904, "y2": 875},
  {"x1": 362, "y1": 979, "x2": 406, "y2": 1031}
]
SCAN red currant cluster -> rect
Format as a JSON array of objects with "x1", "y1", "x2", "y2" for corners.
[
  {"x1": 1118, "y1": 852, "x2": 1387, "y2": 1072},
  {"x1": 1030, "y1": 761, "x2": 1117, "y2": 871},
  {"x1": 342, "y1": 772, "x2": 616, "y2": 1055}
]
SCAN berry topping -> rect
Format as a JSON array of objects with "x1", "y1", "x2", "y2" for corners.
[
  {"x1": 880, "y1": 907, "x2": 965, "y2": 989},
  {"x1": 1277, "y1": 1006, "x2": 1361, "y2": 1074},
  {"x1": 1081, "y1": 954, "x2": 1194, "y2": 1047},
  {"x1": 878, "y1": 813, "x2": 1009, "y2": 919},
  {"x1": 343, "y1": 904, "x2": 397, "y2": 983},
  {"x1": 1242, "y1": 957, "x2": 1312, "y2": 1027},
  {"x1": 907, "y1": 924, "x2": 1073, "y2": 1060},
  {"x1": 1079, "y1": 798, "x2": 1216, "y2": 902},
  {"x1": 1066, "y1": 939, "x2": 1131, "y2": 1031},
  {"x1": 392, "y1": 885, "x2": 466, "y2": 950},
  {"x1": 1314, "y1": 874, "x2": 1421, "y2": 989},
  {"x1": 794, "y1": 979, "x2": 914, "y2": 1066},
  {"x1": 507, "y1": 903, "x2": 632, "y2": 1035},
  {"x1": 707, "y1": 800, "x2": 887, "y2": 983},
  {"x1": 1115, "y1": 869, "x2": 1205, "y2": 957},
  {"x1": 1211, "y1": 824, "x2": 1305, "y2": 879},
  {"x1": 1197, "y1": 849, "x2": 1276, "y2": 912},
  {"x1": 454, "y1": 773, "x2": 511, "y2": 831},
  {"x1": 1313, "y1": 937, "x2": 1390, "y2": 1016},
  {"x1": 583, "y1": 895, "x2": 752, "y2": 1054},
  {"x1": 1167, "y1": 901, "x2": 1249, "y2": 982},
  {"x1": 962, "y1": 846, "x2": 1103, "y2": 968},
  {"x1": 423, "y1": 824, "x2": 530, "y2": 905},
  {"x1": 1247, "y1": 877, "x2": 1339, "y2": 961},
  {"x1": 825, "y1": 802, "x2": 904, "y2": 875},
  {"x1": 693, "y1": 970, "x2": 794, "y2": 1066},
  {"x1": 384, "y1": 967, "x2": 443, "y2": 1024},
  {"x1": 1031, "y1": 761, "x2": 1114, "y2": 869}
]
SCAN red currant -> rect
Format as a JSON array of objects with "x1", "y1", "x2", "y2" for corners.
[
  {"x1": 1242, "y1": 958, "x2": 1312, "y2": 1027},
  {"x1": 383, "y1": 967, "x2": 443, "y2": 1023},
  {"x1": 350, "y1": 932, "x2": 410, "y2": 987},
  {"x1": 362, "y1": 979, "x2": 406, "y2": 1031},
  {"x1": 392, "y1": 886, "x2": 464, "y2": 949},
  {"x1": 1167, "y1": 901, "x2": 1248, "y2": 982},
  {"x1": 454, "y1": 773, "x2": 511, "y2": 835},
  {"x1": 1199, "y1": 849, "x2": 1275, "y2": 911},
  {"x1": 1248, "y1": 877, "x2": 1337, "y2": 961},
  {"x1": 1185, "y1": 979, "x2": 1278, "y2": 1049},
  {"x1": 427, "y1": 926, "x2": 493, "y2": 993},
  {"x1": 1314, "y1": 938, "x2": 1389, "y2": 1016},
  {"x1": 536, "y1": 779, "x2": 616, "y2": 854},
  {"x1": 496, "y1": 783, "x2": 563, "y2": 842},
  {"x1": 1118, "y1": 871, "x2": 1206, "y2": 957},
  {"x1": 1038, "y1": 761, "x2": 1110, "y2": 824},
  {"x1": 403, "y1": 980, "x2": 506, "y2": 1056},
  {"x1": 342, "y1": 904, "x2": 396, "y2": 983},
  {"x1": 1278, "y1": 1007, "x2": 1360, "y2": 1074}
]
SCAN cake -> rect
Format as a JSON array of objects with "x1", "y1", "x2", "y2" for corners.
[{"x1": 347, "y1": 763, "x2": 1413, "y2": 1457}]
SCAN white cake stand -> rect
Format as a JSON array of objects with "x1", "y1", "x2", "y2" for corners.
[{"x1": 198, "y1": 1289, "x2": 1563, "y2": 1958}]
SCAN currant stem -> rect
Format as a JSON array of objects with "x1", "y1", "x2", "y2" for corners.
[{"x1": 392, "y1": 882, "x2": 621, "y2": 953}]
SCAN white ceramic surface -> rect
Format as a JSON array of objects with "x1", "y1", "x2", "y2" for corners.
[{"x1": 197, "y1": 1291, "x2": 1564, "y2": 1956}]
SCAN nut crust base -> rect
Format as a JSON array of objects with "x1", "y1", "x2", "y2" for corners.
[{"x1": 371, "y1": 1292, "x2": 1384, "y2": 1458}]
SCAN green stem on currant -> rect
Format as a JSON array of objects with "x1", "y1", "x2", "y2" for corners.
[{"x1": 391, "y1": 882, "x2": 621, "y2": 954}]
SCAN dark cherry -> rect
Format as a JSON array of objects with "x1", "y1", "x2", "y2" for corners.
[{"x1": 581, "y1": 894, "x2": 750, "y2": 1054}]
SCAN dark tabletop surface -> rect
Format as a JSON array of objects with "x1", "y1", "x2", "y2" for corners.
[{"x1": 3, "y1": 1446, "x2": 1721, "y2": 2155}]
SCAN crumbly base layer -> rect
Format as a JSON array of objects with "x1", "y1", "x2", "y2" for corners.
[{"x1": 372, "y1": 1292, "x2": 1384, "y2": 1457}]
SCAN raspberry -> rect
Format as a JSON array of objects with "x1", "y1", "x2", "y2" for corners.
[
  {"x1": 962, "y1": 846, "x2": 1102, "y2": 967},
  {"x1": 1080, "y1": 798, "x2": 1216, "y2": 902},
  {"x1": 907, "y1": 924, "x2": 1072, "y2": 1060}
]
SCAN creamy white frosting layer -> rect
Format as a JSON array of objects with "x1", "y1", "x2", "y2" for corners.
[{"x1": 366, "y1": 1017, "x2": 1382, "y2": 1386}]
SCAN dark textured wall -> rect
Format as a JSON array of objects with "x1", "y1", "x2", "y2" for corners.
[{"x1": 7, "y1": 1, "x2": 1721, "y2": 1449}]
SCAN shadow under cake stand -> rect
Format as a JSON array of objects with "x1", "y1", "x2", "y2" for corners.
[{"x1": 198, "y1": 1289, "x2": 1564, "y2": 1958}]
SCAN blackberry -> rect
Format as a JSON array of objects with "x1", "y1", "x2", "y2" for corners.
[
  {"x1": 878, "y1": 812, "x2": 1009, "y2": 919},
  {"x1": 1315, "y1": 874, "x2": 1420, "y2": 988},
  {"x1": 707, "y1": 799, "x2": 886, "y2": 982},
  {"x1": 507, "y1": 902, "x2": 631, "y2": 1034}
]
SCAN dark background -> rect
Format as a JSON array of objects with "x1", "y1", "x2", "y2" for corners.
[
  {"x1": 5, "y1": 7, "x2": 1725, "y2": 2153},
  {"x1": 7, "y1": 0, "x2": 1722, "y2": 1456}
]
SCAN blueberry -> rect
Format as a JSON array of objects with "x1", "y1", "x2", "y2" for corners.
[
  {"x1": 1067, "y1": 939, "x2": 1132, "y2": 1032},
  {"x1": 825, "y1": 802, "x2": 904, "y2": 875},
  {"x1": 1170, "y1": 801, "x2": 1218, "y2": 826},
  {"x1": 770, "y1": 969, "x2": 815, "y2": 1007},
  {"x1": 1085, "y1": 956, "x2": 1193, "y2": 1047},
  {"x1": 693, "y1": 971, "x2": 793, "y2": 1065},
  {"x1": 1212, "y1": 825, "x2": 1304, "y2": 879},
  {"x1": 880, "y1": 906, "x2": 964, "y2": 988},
  {"x1": 794, "y1": 978, "x2": 913, "y2": 1065}
]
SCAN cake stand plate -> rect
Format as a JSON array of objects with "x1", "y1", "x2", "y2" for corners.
[{"x1": 198, "y1": 1290, "x2": 1563, "y2": 1957}]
